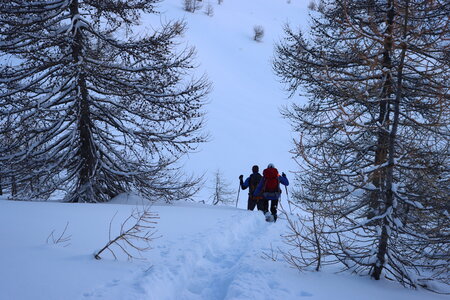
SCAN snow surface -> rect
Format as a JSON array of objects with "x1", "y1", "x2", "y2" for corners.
[{"x1": 0, "y1": 194, "x2": 447, "y2": 300}]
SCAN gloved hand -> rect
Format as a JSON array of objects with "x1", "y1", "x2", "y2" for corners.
[
  {"x1": 239, "y1": 175, "x2": 243, "y2": 181},
  {"x1": 282, "y1": 172, "x2": 286, "y2": 178}
]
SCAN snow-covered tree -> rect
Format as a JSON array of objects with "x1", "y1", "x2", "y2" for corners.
[
  {"x1": 0, "y1": 0, "x2": 210, "y2": 203},
  {"x1": 210, "y1": 170, "x2": 235, "y2": 206},
  {"x1": 274, "y1": 0, "x2": 449, "y2": 289}
]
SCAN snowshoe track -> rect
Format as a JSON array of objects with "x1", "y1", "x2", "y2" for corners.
[{"x1": 83, "y1": 211, "x2": 270, "y2": 300}]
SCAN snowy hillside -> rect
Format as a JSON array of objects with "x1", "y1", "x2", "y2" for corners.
[
  {"x1": 139, "y1": 0, "x2": 311, "y2": 203},
  {"x1": 0, "y1": 195, "x2": 446, "y2": 300}
]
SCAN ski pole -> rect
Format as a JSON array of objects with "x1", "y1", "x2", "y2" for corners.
[
  {"x1": 285, "y1": 185, "x2": 293, "y2": 214},
  {"x1": 236, "y1": 183, "x2": 241, "y2": 208}
]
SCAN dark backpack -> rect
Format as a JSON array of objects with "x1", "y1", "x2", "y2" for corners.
[
  {"x1": 263, "y1": 167, "x2": 280, "y2": 193},
  {"x1": 249, "y1": 173, "x2": 262, "y2": 194}
]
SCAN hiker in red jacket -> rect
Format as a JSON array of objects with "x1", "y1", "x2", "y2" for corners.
[{"x1": 253, "y1": 163, "x2": 289, "y2": 222}]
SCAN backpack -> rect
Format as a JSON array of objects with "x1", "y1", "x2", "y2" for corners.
[
  {"x1": 249, "y1": 173, "x2": 262, "y2": 193},
  {"x1": 263, "y1": 167, "x2": 280, "y2": 193},
  {"x1": 249, "y1": 173, "x2": 263, "y2": 200}
]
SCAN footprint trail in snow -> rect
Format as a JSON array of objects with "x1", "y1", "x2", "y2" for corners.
[{"x1": 82, "y1": 207, "x2": 312, "y2": 300}]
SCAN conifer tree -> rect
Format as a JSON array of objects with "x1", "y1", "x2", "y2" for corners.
[
  {"x1": 0, "y1": 0, "x2": 210, "y2": 202},
  {"x1": 274, "y1": 0, "x2": 449, "y2": 289},
  {"x1": 210, "y1": 170, "x2": 235, "y2": 206}
]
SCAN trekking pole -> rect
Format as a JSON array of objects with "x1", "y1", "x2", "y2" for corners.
[
  {"x1": 236, "y1": 183, "x2": 241, "y2": 208},
  {"x1": 285, "y1": 185, "x2": 293, "y2": 214}
]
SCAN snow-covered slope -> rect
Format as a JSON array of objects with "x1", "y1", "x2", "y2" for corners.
[
  {"x1": 0, "y1": 196, "x2": 446, "y2": 300},
  {"x1": 140, "y1": 0, "x2": 311, "y2": 204}
]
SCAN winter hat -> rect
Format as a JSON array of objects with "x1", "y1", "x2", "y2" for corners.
[{"x1": 267, "y1": 163, "x2": 275, "y2": 168}]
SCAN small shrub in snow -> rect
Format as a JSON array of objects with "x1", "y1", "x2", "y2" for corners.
[
  {"x1": 183, "y1": 0, "x2": 193, "y2": 12},
  {"x1": 184, "y1": 0, "x2": 202, "y2": 13},
  {"x1": 253, "y1": 25, "x2": 264, "y2": 42},
  {"x1": 205, "y1": 2, "x2": 214, "y2": 16}
]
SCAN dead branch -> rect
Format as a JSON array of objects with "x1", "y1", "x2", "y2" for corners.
[
  {"x1": 46, "y1": 222, "x2": 71, "y2": 247},
  {"x1": 261, "y1": 243, "x2": 279, "y2": 262},
  {"x1": 94, "y1": 205, "x2": 159, "y2": 261}
]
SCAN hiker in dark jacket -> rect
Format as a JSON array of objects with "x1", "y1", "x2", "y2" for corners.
[
  {"x1": 239, "y1": 165, "x2": 263, "y2": 211},
  {"x1": 254, "y1": 163, "x2": 289, "y2": 222}
]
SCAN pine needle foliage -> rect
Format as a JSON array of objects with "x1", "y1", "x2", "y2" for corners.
[
  {"x1": 0, "y1": 0, "x2": 210, "y2": 203},
  {"x1": 274, "y1": 0, "x2": 449, "y2": 290}
]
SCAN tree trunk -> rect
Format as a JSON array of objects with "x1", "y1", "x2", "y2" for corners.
[
  {"x1": 368, "y1": 1, "x2": 396, "y2": 222},
  {"x1": 312, "y1": 211, "x2": 321, "y2": 271},
  {"x1": 372, "y1": 0, "x2": 409, "y2": 280},
  {"x1": 11, "y1": 176, "x2": 17, "y2": 197},
  {"x1": 370, "y1": 0, "x2": 395, "y2": 279},
  {"x1": 70, "y1": 0, "x2": 96, "y2": 202}
]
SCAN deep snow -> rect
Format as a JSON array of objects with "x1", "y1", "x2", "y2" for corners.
[{"x1": 0, "y1": 195, "x2": 447, "y2": 300}]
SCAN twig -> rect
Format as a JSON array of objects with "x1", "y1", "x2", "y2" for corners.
[{"x1": 94, "y1": 206, "x2": 159, "y2": 261}]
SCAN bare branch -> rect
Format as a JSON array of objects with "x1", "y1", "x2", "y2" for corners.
[
  {"x1": 94, "y1": 206, "x2": 159, "y2": 261},
  {"x1": 46, "y1": 222, "x2": 71, "y2": 247}
]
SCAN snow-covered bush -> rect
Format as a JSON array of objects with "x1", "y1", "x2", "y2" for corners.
[
  {"x1": 205, "y1": 2, "x2": 214, "y2": 16},
  {"x1": 253, "y1": 25, "x2": 264, "y2": 42},
  {"x1": 184, "y1": 0, "x2": 203, "y2": 13}
]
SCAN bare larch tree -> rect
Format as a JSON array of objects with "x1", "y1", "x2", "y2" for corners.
[
  {"x1": 0, "y1": 0, "x2": 210, "y2": 203},
  {"x1": 274, "y1": 0, "x2": 449, "y2": 290},
  {"x1": 210, "y1": 169, "x2": 235, "y2": 206}
]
